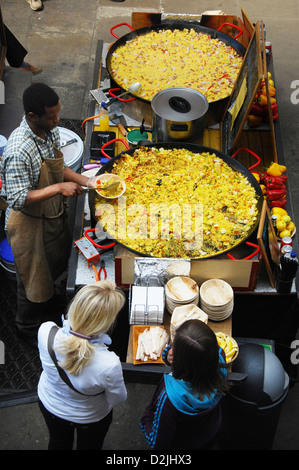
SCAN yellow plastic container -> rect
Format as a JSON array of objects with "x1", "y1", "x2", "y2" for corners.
[{"x1": 99, "y1": 109, "x2": 110, "y2": 131}]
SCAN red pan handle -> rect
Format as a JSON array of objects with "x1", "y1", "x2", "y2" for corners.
[
  {"x1": 84, "y1": 228, "x2": 116, "y2": 250},
  {"x1": 218, "y1": 23, "x2": 243, "y2": 39},
  {"x1": 108, "y1": 87, "x2": 136, "y2": 103},
  {"x1": 110, "y1": 23, "x2": 134, "y2": 40},
  {"x1": 226, "y1": 242, "x2": 260, "y2": 260},
  {"x1": 101, "y1": 138, "x2": 130, "y2": 160},
  {"x1": 231, "y1": 148, "x2": 261, "y2": 171}
]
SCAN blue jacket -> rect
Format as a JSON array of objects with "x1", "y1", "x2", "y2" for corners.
[{"x1": 140, "y1": 349, "x2": 226, "y2": 450}]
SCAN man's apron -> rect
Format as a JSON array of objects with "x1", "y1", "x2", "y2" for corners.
[{"x1": 7, "y1": 142, "x2": 71, "y2": 303}]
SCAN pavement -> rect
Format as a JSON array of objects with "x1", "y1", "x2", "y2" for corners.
[{"x1": 0, "y1": 0, "x2": 299, "y2": 451}]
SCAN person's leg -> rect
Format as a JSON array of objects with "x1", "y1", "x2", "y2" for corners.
[
  {"x1": 14, "y1": 262, "x2": 64, "y2": 338},
  {"x1": 38, "y1": 400, "x2": 75, "y2": 450},
  {"x1": 76, "y1": 410, "x2": 113, "y2": 450},
  {"x1": 4, "y1": 25, "x2": 27, "y2": 68},
  {"x1": 15, "y1": 266, "x2": 47, "y2": 339}
]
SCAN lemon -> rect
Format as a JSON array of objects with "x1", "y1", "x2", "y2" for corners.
[
  {"x1": 274, "y1": 214, "x2": 281, "y2": 222},
  {"x1": 287, "y1": 222, "x2": 295, "y2": 233},
  {"x1": 225, "y1": 337, "x2": 233, "y2": 353},
  {"x1": 282, "y1": 215, "x2": 291, "y2": 225},
  {"x1": 279, "y1": 229, "x2": 291, "y2": 238},
  {"x1": 216, "y1": 332, "x2": 225, "y2": 341},
  {"x1": 276, "y1": 220, "x2": 287, "y2": 232},
  {"x1": 226, "y1": 349, "x2": 237, "y2": 361}
]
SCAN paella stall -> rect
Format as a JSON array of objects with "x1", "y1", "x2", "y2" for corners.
[{"x1": 66, "y1": 10, "x2": 299, "y2": 384}]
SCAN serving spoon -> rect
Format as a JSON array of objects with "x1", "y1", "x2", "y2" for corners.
[{"x1": 84, "y1": 181, "x2": 121, "y2": 192}]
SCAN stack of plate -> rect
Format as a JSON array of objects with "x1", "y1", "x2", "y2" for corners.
[
  {"x1": 199, "y1": 279, "x2": 234, "y2": 321},
  {"x1": 170, "y1": 304, "x2": 208, "y2": 341},
  {"x1": 165, "y1": 276, "x2": 199, "y2": 314}
]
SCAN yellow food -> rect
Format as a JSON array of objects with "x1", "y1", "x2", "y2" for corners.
[
  {"x1": 110, "y1": 28, "x2": 243, "y2": 103},
  {"x1": 276, "y1": 220, "x2": 286, "y2": 232},
  {"x1": 287, "y1": 221, "x2": 295, "y2": 233},
  {"x1": 252, "y1": 172, "x2": 260, "y2": 182},
  {"x1": 216, "y1": 332, "x2": 238, "y2": 362},
  {"x1": 272, "y1": 207, "x2": 288, "y2": 216},
  {"x1": 281, "y1": 215, "x2": 291, "y2": 225},
  {"x1": 96, "y1": 179, "x2": 123, "y2": 198},
  {"x1": 279, "y1": 230, "x2": 291, "y2": 238},
  {"x1": 94, "y1": 147, "x2": 259, "y2": 259},
  {"x1": 272, "y1": 208, "x2": 295, "y2": 238}
]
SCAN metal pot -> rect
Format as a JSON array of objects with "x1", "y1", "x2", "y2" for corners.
[
  {"x1": 89, "y1": 142, "x2": 263, "y2": 260},
  {"x1": 151, "y1": 87, "x2": 209, "y2": 144},
  {"x1": 106, "y1": 22, "x2": 246, "y2": 127}
]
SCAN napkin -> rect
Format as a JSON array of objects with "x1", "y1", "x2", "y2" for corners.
[{"x1": 130, "y1": 286, "x2": 165, "y2": 324}]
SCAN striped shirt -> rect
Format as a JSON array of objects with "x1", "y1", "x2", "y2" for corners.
[{"x1": 0, "y1": 116, "x2": 61, "y2": 227}]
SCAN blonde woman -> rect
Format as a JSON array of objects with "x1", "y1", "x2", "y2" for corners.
[{"x1": 37, "y1": 280, "x2": 127, "y2": 450}]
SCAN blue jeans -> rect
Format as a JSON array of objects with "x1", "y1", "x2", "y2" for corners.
[{"x1": 38, "y1": 400, "x2": 113, "y2": 450}]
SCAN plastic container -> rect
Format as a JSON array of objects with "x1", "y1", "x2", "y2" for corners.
[
  {"x1": 127, "y1": 129, "x2": 149, "y2": 147},
  {"x1": 0, "y1": 237, "x2": 16, "y2": 279},
  {"x1": 0, "y1": 135, "x2": 7, "y2": 156},
  {"x1": 219, "y1": 342, "x2": 289, "y2": 449},
  {"x1": 99, "y1": 108, "x2": 110, "y2": 131},
  {"x1": 58, "y1": 127, "x2": 83, "y2": 172}
]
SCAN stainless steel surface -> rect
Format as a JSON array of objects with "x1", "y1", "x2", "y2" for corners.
[{"x1": 151, "y1": 87, "x2": 209, "y2": 143}]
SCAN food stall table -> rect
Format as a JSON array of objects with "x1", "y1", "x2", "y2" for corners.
[{"x1": 67, "y1": 16, "x2": 299, "y2": 382}]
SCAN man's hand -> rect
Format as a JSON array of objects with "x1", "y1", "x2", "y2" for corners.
[
  {"x1": 85, "y1": 176, "x2": 99, "y2": 188},
  {"x1": 58, "y1": 182, "x2": 84, "y2": 197},
  {"x1": 167, "y1": 347, "x2": 174, "y2": 365}
]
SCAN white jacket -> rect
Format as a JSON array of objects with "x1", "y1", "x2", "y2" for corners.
[{"x1": 37, "y1": 321, "x2": 127, "y2": 424}]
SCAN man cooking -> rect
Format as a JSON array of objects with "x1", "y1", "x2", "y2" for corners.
[{"x1": 0, "y1": 82, "x2": 95, "y2": 343}]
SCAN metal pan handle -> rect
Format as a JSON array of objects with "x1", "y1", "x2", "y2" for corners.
[
  {"x1": 225, "y1": 241, "x2": 260, "y2": 260},
  {"x1": 231, "y1": 147, "x2": 261, "y2": 171},
  {"x1": 101, "y1": 138, "x2": 130, "y2": 160},
  {"x1": 218, "y1": 23, "x2": 243, "y2": 39},
  {"x1": 108, "y1": 87, "x2": 136, "y2": 104},
  {"x1": 110, "y1": 23, "x2": 134, "y2": 40}
]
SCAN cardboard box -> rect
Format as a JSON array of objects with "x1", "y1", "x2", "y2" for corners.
[{"x1": 114, "y1": 244, "x2": 260, "y2": 291}]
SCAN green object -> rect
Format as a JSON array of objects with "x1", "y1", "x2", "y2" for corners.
[{"x1": 127, "y1": 129, "x2": 149, "y2": 145}]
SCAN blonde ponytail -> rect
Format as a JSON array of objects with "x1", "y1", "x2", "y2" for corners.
[{"x1": 55, "y1": 280, "x2": 125, "y2": 375}]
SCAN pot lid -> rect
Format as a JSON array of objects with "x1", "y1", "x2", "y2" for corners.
[
  {"x1": 151, "y1": 87, "x2": 209, "y2": 121},
  {"x1": 58, "y1": 127, "x2": 83, "y2": 166}
]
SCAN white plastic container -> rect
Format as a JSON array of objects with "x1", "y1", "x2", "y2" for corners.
[{"x1": 58, "y1": 127, "x2": 83, "y2": 172}]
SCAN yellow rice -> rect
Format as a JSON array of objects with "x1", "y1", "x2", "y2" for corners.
[
  {"x1": 94, "y1": 147, "x2": 259, "y2": 259},
  {"x1": 110, "y1": 28, "x2": 243, "y2": 103}
]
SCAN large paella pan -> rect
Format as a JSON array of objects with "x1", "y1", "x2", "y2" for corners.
[
  {"x1": 89, "y1": 142, "x2": 263, "y2": 260},
  {"x1": 106, "y1": 22, "x2": 246, "y2": 126}
]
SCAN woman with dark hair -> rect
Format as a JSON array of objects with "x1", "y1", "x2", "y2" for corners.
[{"x1": 140, "y1": 320, "x2": 230, "y2": 450}]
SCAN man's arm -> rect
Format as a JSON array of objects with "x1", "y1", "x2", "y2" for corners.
[{"x1": 24, "y1": 167, "x2": 92, "y2": 207}]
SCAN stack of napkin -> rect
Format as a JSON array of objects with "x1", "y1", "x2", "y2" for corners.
[{"x1": 129, "y1": 286, "x2": 165, "y2": 324}]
